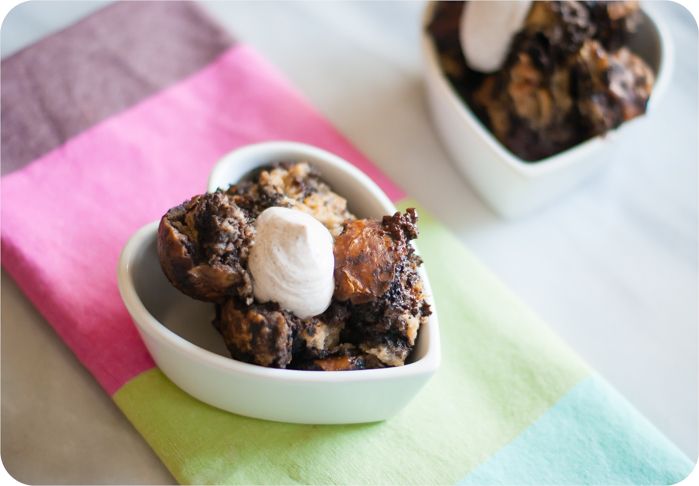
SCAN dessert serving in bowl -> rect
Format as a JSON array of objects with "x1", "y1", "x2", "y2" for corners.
[
  {"x1": 118, "y1": 142, "x2": 440, "y2": 424},
  {"x1": 422, "y1": 1, "x2": 672, "y2": 217}
]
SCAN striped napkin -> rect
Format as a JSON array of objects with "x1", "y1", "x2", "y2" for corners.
[{"x1": 1, "y1": 2, "x2": 692, "y2": 484}]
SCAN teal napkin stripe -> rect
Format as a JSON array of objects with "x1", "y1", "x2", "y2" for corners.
[{"x1": 460, "y1": 376, "x2": 694, "y2": 485}]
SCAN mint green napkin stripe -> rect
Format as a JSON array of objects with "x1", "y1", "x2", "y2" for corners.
[
  {"x1": 114, "y1": 199, "x2": 591, "y2": 484},
  {"x1": 459, "y1": 376, "x2": 694, "y2": 485}
]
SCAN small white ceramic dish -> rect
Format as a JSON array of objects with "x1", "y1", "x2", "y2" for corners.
[
  {"x1": 118, "y1": 141, "x2": 440, "y2": 424},
  {"x1": 421, "y1": 2, "x2": 673, "y2": 218}
]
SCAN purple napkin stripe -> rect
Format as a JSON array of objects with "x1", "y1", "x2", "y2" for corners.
[{"x1": 1, "y1": 1, "x2": 233, "y2": 174}]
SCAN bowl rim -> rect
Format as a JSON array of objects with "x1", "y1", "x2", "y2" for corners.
[
  {"x1": 118, "y1": 141, "x2": 441, "y2": 383},
  {"x1": 420, "y1": 1, "x2": 674, "y2": 178}
]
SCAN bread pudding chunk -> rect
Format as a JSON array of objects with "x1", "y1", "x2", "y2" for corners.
[
  {"x1": 294, "y1": 302, "x2": 349, "y2": 361},
  {"x1": 157, "y1": 192, "x2": 254, "y2": 303},
  {"x1": 215, "y1": 300, "x2": 297, "y2": 368},
  {"x1": 334, "y1": 209, "x2": 431, "y2": 366},
  {"x1": 293, "y1": 344, "x2": 386, "y2": 371}
]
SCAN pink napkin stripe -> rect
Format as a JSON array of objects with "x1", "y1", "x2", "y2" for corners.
[
  {"x1": 1, "y1": 44, "x2": 404, "y2": 395},
  {"x1": 1, "y1": 236, "x2": 157, "y2": 394}
]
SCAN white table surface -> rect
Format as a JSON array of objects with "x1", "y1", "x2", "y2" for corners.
[{"x1": 1, "y1": 1, "x2": 696, "y2": 483}]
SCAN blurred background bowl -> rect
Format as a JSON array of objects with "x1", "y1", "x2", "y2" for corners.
[{"x1": 421, "y1": 2, "x2": 673, "y2": 218}]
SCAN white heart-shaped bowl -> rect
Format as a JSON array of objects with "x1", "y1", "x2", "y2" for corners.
[{"x1": 118, "y1": 141, "x2": 440, "y2": 424}]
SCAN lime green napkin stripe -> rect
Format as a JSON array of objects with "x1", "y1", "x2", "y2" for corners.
[{"x1": 114, "y1": 199, "x2": 589, "y2": 484}]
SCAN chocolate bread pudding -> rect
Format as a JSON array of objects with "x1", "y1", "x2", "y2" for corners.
[
  {"x1": 427, "y1": 1, "x2": 655, "y2": 161},
  {"x1": 157, "y1": 162, "x2": 431, "y2": 370},
  {"x1": 158, "y1": 191, "x2": 255, "y2": 303},
  {"x1": 335, "y1": 209, "x2": 428, "y2": 366}
]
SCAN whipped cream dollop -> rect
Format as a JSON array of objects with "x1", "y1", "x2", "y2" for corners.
[
  {"x1": 248, "y1": 207, "x2": 335, "y2": 318},
  {"x1": 459, "y1": 1, "x2": 532, "y2": 73}
]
